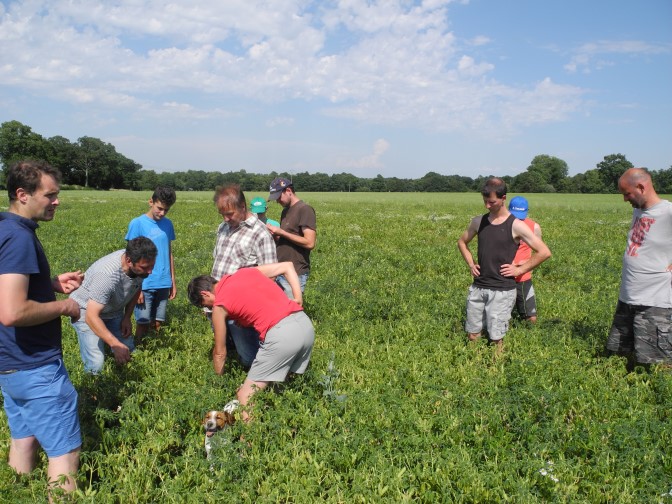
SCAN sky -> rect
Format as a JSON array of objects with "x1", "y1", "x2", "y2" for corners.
[{"x1": 1, "y1": 0, "x2": 671, "y2": 179}]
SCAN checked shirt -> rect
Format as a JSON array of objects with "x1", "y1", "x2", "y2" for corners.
[{"x1": 211, "y1": 214, "x2": 277, "y2": 280}]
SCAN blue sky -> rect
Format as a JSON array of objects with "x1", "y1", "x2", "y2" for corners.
[{"x1": 1, "y1": 0, "x2": 670, "y2": 179}]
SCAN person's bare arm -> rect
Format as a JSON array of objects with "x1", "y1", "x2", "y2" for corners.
[
  {"x1": 256, "y1": 262, "x2": 303, "y2": 305},
  {"x1": 121, "y1": 290, "x2": 142, "y2": 338},
  {"x1": 0, "y1": 273, "x2": 80, "y2": 326},
  {"x1": 211, "y1": 305, "x2": 229, "y2": 375},
  {"x1": 457, "y1": 216, "x2": 482, "y2": 278},
  {"x1": 501, "y1": 220, "x2": 551, "y2": 277},
  {"x1": 267, "y1": 225, "x2": 316, "y2": 250},
  {"x1": 169, "y1": 243, "x2": 177, "y2": 300},
  {"x1": 85, "y1": 300, "x2": 131, "y2": 365}
]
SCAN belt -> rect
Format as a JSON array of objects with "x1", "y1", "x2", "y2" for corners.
[{"x1": 0, "y1": 369, "x2": 18, "y2": 374}]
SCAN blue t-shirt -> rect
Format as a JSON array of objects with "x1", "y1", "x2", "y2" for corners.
[
  {"x1": 0, "y1": 212, "x2": 62, "y2": 370},
  {"x1": 125, "y1": 214, "x2": 175, "y2": 290}
]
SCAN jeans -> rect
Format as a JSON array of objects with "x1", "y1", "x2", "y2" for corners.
[
  {"x1": 275, "y1": 272, "x2": 309, "y2": 300},
  {"x1": 134, "y1": 287, "x2": 170, "y2": 323},
  {"x1": 72, "y1": 316, "x2": 135, "y2": 374},
  {"x1": 227, "y1": 320, "x2": 260, "y2": 369}
]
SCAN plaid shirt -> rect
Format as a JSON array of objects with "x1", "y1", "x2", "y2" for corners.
[{"x1": 211, "y1": 214, "x2": 277, "y2": 280}]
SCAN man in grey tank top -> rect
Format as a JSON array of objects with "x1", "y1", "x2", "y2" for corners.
[
  {"x1": 606, "y1": 168, "x2": 672, "y2": 369},
  {"x1": 457, "y1": 178, "x2": 552, "y2": 353}
]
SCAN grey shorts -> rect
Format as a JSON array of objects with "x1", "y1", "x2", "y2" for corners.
[
  {"x1": 606, "y1": 301, "x2": 672, "y2": 364},
  {"x1": 514, "y1": 280, "x2": 537, "y2": 319},
  {"x1": 247, "y1": 311, "x2": 315, "y2": 382},
  {"x1": 465, "y1": 286, "x2": 516, "y2": 341}
]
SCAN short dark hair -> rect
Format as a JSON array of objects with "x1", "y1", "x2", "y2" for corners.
[
  {"x1": 481, "y1": 177, "x2": 507, "y2": 198},
  {"x1": 126, "y1": 236, "x2": 158, "y2": 263},
  {"x1": 187, "y1": 275, "x2": 216, "y2": 307},
  {"x1": 7, "y1": 160, "x2": 62, "y2": 201},
  {"x1": 151, "y1": 186, "x2": 176, "y2": 206},
  {"x1": 213, "y1": 184, "x2": 246, "y2": 213}
]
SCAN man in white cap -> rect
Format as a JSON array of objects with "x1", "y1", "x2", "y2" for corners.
[{"x1": 508, "y1": 196, "x2": 542, "y2": 323}]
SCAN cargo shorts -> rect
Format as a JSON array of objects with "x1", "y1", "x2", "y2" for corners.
[{"x1": 606, "y1": 301, "x2": 672, "y2": 364}]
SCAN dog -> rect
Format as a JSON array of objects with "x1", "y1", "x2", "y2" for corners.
[{"x1": 203, "y1": 399, "x2": 239, "y2": 460}]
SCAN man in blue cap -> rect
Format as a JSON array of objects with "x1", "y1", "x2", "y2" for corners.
[{"x1": 509, "y1": 196, "x2": 542, "y2": 323}]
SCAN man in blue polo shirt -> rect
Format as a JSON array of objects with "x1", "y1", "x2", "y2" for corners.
[{"x1": 0, "y1": 160, "x2": 84, "y2": 498}]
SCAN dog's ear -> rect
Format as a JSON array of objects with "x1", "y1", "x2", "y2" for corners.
[{"x1": 222, "y1": 411, "x2": 236, "y2": 426}]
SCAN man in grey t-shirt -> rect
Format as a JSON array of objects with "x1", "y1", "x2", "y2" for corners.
[
  {"x1": 606, "y1": 168, "x2": 672, "y2": 369},
  {"x1": 70, "y1": 237, "x2": 157, "y2": 374}
]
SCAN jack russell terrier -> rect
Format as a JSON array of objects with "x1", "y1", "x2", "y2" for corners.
[{"x1": 203, "y1": 399, "x2": 239, "y2": 460}]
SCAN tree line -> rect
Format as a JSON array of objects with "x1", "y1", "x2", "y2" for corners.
[{"x1": 1, "y1": 120, "x2": 671, "y2": 193}]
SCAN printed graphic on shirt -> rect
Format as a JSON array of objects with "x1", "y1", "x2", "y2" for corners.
[{"x1": 626, "y1": 216, "x2": 655, "y2": 257}]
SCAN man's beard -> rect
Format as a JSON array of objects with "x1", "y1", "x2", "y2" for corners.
[{"x1": 128, "y1": 270, "x2": 149, "y2": 279}]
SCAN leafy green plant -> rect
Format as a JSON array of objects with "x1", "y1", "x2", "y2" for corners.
[{"x1": 0, "y1": 191, "x2": 670, "y2": 503}]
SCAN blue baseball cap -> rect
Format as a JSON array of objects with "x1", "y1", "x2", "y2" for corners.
[
  {"x1": 509, "y1": 196, "x2": 529, "y2": 219},
  {"x1": 268, "y1": 177, "x2": 292, "y2": 201}
]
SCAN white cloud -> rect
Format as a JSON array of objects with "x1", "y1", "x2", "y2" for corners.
[
  {"x1": 565, "y1": 39, "x2": 672, "y2": 73},
  {"x1": 266, "y1": 116, "x2": 295, "y2": 127},
  {"x1": 0, "y1": 0, "x2": 587, "y2": 139},
  {"x1": 338, "y1": 138, "x2": 390, "y2": 170}
]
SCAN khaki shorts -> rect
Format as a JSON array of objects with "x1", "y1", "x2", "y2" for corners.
[
  {"x1": 606, "y1": 301, "x2": 672, "y2": 364},
  {"x1": 465, "y1": 286, "x2": 516, "y2": 341},
  {"x1": 247, "y1": 311, "x2": 315, "y2": 382}
]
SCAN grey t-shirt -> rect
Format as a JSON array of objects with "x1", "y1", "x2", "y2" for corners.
[
  {"x1": 70, "y1": 250, "x2": 143, "y2": 319},
  {"x1": 619, "y1": 199, "x2": 672, "y2": 307}
]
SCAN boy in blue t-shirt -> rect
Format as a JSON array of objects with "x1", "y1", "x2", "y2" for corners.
[{"x1": 125, "y1": 186, "x2": 176, "y2": 340}]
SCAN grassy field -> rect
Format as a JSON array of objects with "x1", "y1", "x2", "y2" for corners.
[{"x1": 1, "y1": 190, "x2": 671, "y2": 503}]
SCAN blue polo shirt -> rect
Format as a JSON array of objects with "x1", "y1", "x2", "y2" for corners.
[{"x1": 0, "y1": 212, "x2": 62, "y2": 370}]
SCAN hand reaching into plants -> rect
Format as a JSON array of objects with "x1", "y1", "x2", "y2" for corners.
[{"x1": 111, "y1": 343, "x2": 131, "y2": 365}]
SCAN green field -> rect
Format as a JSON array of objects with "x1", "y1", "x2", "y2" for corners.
[{"x1": 1, "y1": 191, "x2": 671, "y2": 503}]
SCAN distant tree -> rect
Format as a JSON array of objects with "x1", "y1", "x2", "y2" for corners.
[
  {"x1": 331, "y1": 172, "x2": 359, "y2": 192},
  {"x1": 597, "y1": 154, "x2": 633, "y2": 193},
  {"x1": 416, "y1": 172, "x2": 454, "y2": 192},
  {"x1": 182, "y1": 170, "x2": 209, "y2": 191},
  {"x1": 137, "y1": 170, "x2": 160, "y2": 191},
  {"x1": 652, "y1": 166, "x2": 672, "y2": 194},
  {"x1": 73, "y1": 137, "x2": 142, "y2": 189},
  {"x1": 46, "y1": 136, "x2": 78, "y2": 184},
  {"x1": 370, "y1": 174, "x2": 387, "y2": 192},
  {"x1": 73, "y1": 137, "x2": 107, "y2": 187},
  {"x1": 386, "y1": 177, "x2": 409, "y2": 192},
  {"x1": 206, "y1": 171, "x2": 228, "y2": 189},
  {"x1": 526, "y1": 154, "x2": 568, "y2": 190},
  {"x1": 0, "y1": 120, "x2": 49, "y2": 171},
  {"x1": 512, "y1": 170, "x2": 546, "y2": 193},
  {"x1": 578, "y1": 169, "x2": 606, "y2": 193}
]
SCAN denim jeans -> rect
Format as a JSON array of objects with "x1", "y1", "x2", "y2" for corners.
[
  {"x1": 134, "y1": 287, "x2": 170, "y2": 323},
  {"x1": 275, "y1": 272, "x2": 309, "y2": 300},
  {"x1": 227, "y1": 320, "x2": 260, "y2": 369},
  {"x1": 72, "y1": 316, "x2": 135, "y2": 374}
]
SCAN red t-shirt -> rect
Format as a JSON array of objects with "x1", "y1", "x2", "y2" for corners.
[{"x1": 214, "y1": 268, "x2": 302, "y2": 341}]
